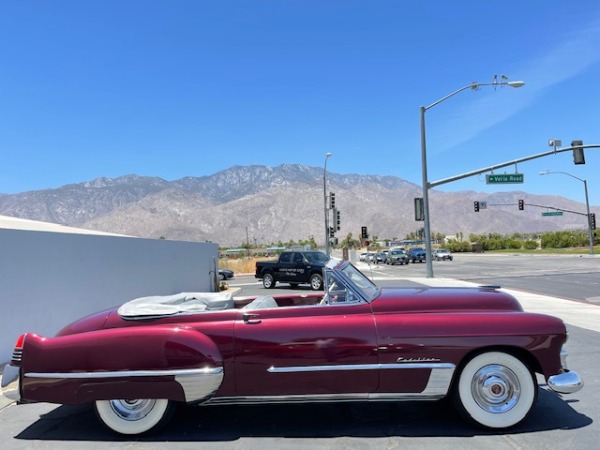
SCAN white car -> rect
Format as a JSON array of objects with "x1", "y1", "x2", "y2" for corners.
[{"x1": 433, "y1": 249, "x2": 453, "y2": 261}]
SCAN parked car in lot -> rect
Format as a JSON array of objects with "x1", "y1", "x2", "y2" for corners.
[
  {"x1": 2, "y1": 258, "x2": 583, "y2": 435},
  {"x1": 432, "y1": 249, "x2": 453, "y2": 261},
  {"x1": 360, "y1": 252, "x2": 377, "y2": 262},
  {"x1": 376, "y1": 251, "x2": 388, "y2": 263},
  {"x1": 218, "y1": 268, "x2": 235, "y2": 280},
  {"x1": 407, "y1": 247, "x2": 427, "y2": 263},
  {"x1": 386, "y1": 249, "x2": 409, "y2": 265}
]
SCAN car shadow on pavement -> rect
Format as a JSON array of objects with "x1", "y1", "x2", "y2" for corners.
[{"x1": 15, "y1": 388, "x2": 591, "y2": 442}]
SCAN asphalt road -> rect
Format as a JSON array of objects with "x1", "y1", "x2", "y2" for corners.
[
  {"x1": 238, "y1": 252, "x2": 600, "y2": 303},
  {"x1": 1, "y1": 253, "x2": 599, "y2": 449}
]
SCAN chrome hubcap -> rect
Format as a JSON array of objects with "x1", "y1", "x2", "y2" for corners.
[
  {"x1": 109, "y1": 399, "x2": 156, "y2": 421},
  {"x1": 471, "y1": 364, "x2": 520, "y2": 413}
]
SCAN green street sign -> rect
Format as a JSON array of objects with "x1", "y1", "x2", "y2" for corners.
[
  {"x1": 542, "y1": 211, "x2": 564, "y2": 216},
  {"x1": 486, "y1": 173, "x2": 524, "y2": 184}
]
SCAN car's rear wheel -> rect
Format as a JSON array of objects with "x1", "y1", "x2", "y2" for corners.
[
  {"x1": 309, "y1": 273, "x2": 323, "y2": 290},
  {"x1": 95, "y1": 399, "x2": 175, "y2": 435},
  {"x1": 262, "y1": 273, "x2": 276, "y2": 289},
  {"x1": 453, "y1": 351, "x2": 537, "y2": 429}
]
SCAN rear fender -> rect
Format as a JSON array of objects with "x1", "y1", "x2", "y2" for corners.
[{"x1": 20, "y1": 326, "x2": 223, "y2": 405}]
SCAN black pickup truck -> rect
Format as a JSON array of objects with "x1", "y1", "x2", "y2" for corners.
[{"x1": 255, "y1": 250, "x2": 330, "y2": 290}]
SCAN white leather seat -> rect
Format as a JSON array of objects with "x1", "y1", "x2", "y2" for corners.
[{"x1": 242, "y1": 295, "x2": 278, "y2": 310}]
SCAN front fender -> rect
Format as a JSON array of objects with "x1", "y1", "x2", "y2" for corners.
[{"x1": 20, "y1": 326, "x2": 223, "y2": 405}]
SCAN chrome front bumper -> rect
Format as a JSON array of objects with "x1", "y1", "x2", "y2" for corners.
[
  {"x1": 548, "y1": 370, "x2": 583, "y2": 394},
  {"x1": 1, "y1": 363, "x2": 21, "y2": 403},
  {"x1": 547, "y1": 349, "x2": 583, "y2": 394}
]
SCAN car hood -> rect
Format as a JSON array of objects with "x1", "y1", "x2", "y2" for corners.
[{"x1": 371, "y1": 286, "x2": 524, "y2": 314}]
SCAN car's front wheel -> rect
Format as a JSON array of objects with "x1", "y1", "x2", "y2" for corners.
[
  {"x1": 453, "y1": 351, "x2": 537, "y2": 429},
  {"x1": 95, "y1": 399, "x2": 175, "y2": 435},
  {"x1": 309, "y1": 273, "x2": 323, "y2": 290},
  {"x1": 262, "y1": 273, "x2": 276, "y2": 289}
]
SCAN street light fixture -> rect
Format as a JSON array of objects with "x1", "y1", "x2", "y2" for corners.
[
  {"x1": 539, "y1": 170, "x2": 594, "y2": 255},
  {"x1": 323, "y1": 152, "x2": 333, "y2": 256},
  {"x1": 420, "y1": 77, "x2": 525, "y2": 277}
]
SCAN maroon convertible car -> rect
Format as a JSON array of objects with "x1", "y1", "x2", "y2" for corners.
[{"x1": 2, "y1": 259, "x2": 583, "y2": 435}]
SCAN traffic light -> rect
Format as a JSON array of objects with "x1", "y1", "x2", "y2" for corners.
[
  {"x1": 414, "y1": 197, "x2": 424, "y2": 221},
  {"x1": 474, "y1": 201, "x2": 480, "y2": 212},
  {"x1": 572, "y1": 140, "x2": 585, "y2": 165},
  {"x1": 335, "y1": 209, "x2": 341, "y2": 230},
  {"x1": 518, "y1": 199, "x2": 524, "y2": 210},
  {"x1": 590, "y1": 213, "x2": 597, "y2": 230},
  {"x1": 361, "y1": 226, "x2": 368, "y2": 239},
  {"x1": 329, "y1": 226, "x2": 335, "y2": 237},
  {"x1": 329, "y1": 192, "x2": 336, "y2": 209}
]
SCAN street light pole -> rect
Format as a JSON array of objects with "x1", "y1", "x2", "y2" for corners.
[
  {"x1": 323, "y1": 152, "x2": 332, "y2": 256},
  {"x1": 540, "y1": 170, "x2": 594, "y2": 255},
  {"x1": 420, "y1": 78, "x2": 525, "y2": 277}
]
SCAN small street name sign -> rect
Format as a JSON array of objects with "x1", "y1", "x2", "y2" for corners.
[{"x1": 486, "y1": 174, "x2": 525, "y2": 184}]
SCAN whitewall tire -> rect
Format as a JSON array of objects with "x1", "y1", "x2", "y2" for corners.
[
  {"x1": 454, "y1": 352, "x2": 537, "y2": 429},
  {"x1": 95, "y1": 398, "x2": 175, "y2": 435}
]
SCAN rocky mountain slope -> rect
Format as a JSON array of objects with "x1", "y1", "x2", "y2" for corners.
[{"x1": 0, "y1": 165, "x2": 595, "y2": 247}]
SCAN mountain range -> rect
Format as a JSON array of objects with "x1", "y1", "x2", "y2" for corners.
[{"x1": 0, "y1": 164, "x2": 596, "y2": 247}]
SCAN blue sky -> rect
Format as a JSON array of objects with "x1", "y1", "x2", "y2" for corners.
[{"x1": 2, "y1": 1, "x2": 600, "y2": 206}]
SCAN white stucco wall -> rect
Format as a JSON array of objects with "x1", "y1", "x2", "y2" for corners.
[{"x1": 0, "y1": 227, "x2": 218, "y2": 363}]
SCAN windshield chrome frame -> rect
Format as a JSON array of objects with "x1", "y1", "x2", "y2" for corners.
[{"x1": 323, "y1": 259, "x2": 380, "y2": 304}]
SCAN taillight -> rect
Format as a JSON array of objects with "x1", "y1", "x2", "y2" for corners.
[{"x1": 11, "y1": 334, "x2": 26, "y2": 364}]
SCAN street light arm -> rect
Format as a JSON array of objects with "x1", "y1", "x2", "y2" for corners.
[
  {"x1": 541, "y1": 170, "x2": 585, "y2": 183},
  {"x1": 424, "y1": 81, "x2": 524, "y2": 111},
  {"x1": 424, "y1": 83, "x2": 477, "y2": 111}
]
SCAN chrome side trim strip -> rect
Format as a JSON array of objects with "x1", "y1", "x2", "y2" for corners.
[
  {"x1": 24, "y1": 367, "x2": 224, "y2": 404},
  {"x1": 25, "y1": 367, "x2": 223, "y2": 379},
  {"x1": 267, "y1": 362, "x2": 455, "y2": 373}
]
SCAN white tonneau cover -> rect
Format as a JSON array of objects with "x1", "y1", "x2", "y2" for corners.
[{"x1": 118, "y1": 291, "x2": 234, "y2": 318}]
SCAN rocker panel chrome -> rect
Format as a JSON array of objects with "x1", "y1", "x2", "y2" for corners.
[{"x1": 205, "y1": 362, "x2": 456, "y2": 405}]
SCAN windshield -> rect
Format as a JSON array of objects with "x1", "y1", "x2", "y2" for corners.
[
  {"x1": 305, "y1": 251, "x2": 330, "y2": 263},
  {"x1": 325, "y1": 259, "x2": 379, "y2": 302}
]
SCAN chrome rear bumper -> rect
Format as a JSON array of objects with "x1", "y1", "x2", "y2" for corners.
[{"x1": 1, "y1": 364, "x2": 21, "y2": 403}]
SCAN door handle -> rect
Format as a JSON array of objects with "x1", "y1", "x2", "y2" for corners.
[{"x1": 243, "y1": 313, "x2": 262, "y2": 324}]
